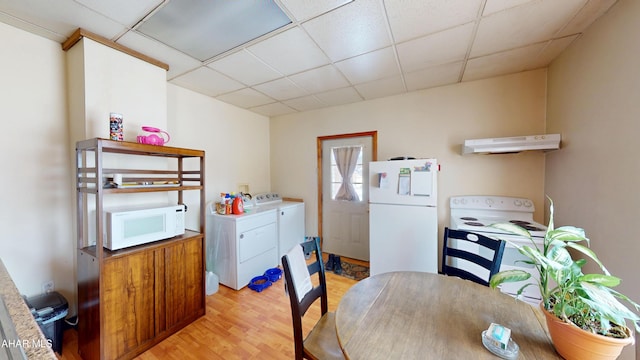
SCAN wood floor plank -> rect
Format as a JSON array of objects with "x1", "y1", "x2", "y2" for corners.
[{"x1": 57, "y1": 265, "x2": 359, "y2": 360}]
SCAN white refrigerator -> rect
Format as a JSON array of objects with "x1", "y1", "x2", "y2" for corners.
[{"x1": 369, "y1": 159, "x2": 438, "y2": 276}]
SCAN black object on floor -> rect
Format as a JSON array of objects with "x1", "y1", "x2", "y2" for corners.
[
  {"x1": 24, "y1": 291, "x2": 68, "y2": 354},
  {"x1": 325, "y1": 253, "x2": 335, "y2": 271},
  {"x1": 333, "y1": 256, "x2": 342, "y2": 275}
]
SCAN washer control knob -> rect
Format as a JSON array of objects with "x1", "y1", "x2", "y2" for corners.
[
  {"x1": 524, "y1": 200, "x2": 533, "y2": 208},
  {"x1": 486, "y1": 198, "x2": 494, "y2": 206},
  {"x1": 514, "y1": 199, "x2": 522, "y2": 207}
]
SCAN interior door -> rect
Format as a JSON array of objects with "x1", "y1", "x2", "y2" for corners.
[{"x1": 320, "y1": 134, "x2": 374, "y2": 261}]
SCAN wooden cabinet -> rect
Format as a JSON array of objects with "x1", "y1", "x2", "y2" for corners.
[{"x1": 76, "y1": 138, "x2": 205, "y2": 360}]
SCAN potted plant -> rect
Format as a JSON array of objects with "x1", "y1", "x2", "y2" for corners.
[{"x1": 489, "y1": 198, "x2": 640, "y2": 360}]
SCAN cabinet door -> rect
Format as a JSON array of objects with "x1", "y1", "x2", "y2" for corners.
[
  {"x1": 103, "y1": 251, "x2": 156, "y2": 360},
  {"x1": 162, "y1": 236, "x2": 204, "y2": 331}
]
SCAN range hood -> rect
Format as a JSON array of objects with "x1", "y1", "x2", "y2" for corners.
[{"x1": 462, "y1": 134, "x2": 561, "y2": 154}]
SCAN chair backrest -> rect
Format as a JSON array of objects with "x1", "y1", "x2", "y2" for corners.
[
  {"x1": 282, "y1": 237, "x2": 328, "y2": 359},
  {"x1": 441, "y1": 227, "x2": 506, "y2": 287}
]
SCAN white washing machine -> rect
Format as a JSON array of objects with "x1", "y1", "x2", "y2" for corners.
[
  {"x1": 206, "y1": 201, "x2": 278, "y2": 290},
  {"x1": 254, "y1": 193, "x2": 305, "y2": 260}
]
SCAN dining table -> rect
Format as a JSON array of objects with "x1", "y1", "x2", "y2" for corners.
[{"x1": 335, "y1": 271, "x2": 562, "y2": 359}]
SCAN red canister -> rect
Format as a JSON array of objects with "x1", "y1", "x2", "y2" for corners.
[{"x1": 232, "y1": 196, "x2": 244, "y2": 214}]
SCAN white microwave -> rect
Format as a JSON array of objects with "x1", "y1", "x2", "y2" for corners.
[{"x1": 106, "y1": 204, "x2": 186, "y2": 250}]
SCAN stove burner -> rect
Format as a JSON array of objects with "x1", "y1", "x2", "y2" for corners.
[
  {"x1": 509, "y1": 220, "x2": 544, "y2": 232},
  {"x1": 460, "y1": 217, "x2": 478, "y2": 221},
  {"x1": 464, "y1": 222, "x2": 485, "y2": 227}
]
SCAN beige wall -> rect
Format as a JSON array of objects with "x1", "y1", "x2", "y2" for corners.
[
  {"x1": 0, "y1": 23, "x2": 272, "y2": 317},
  {"x1": 546, "y1": 0, "x2": 639, "y2": 358},
  {"x1": 270, "y1": 69, "x2": 549, "y2": 247},
  {"x1": 166, "y1": 83, "x2": 272, "y2": 229},
  {"x1": 0, "y1": 22, "x2": 73, "y2": 303}
]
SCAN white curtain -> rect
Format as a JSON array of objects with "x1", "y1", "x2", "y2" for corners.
[{"x1": 333, "y1": 146, "x2": 361, "y2": 201}]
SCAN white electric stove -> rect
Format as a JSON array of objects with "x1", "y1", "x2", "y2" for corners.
[{"x1": 449, "y1": 195, "x2": 547, "y2": 305}]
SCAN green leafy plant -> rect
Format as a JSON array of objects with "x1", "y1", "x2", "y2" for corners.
[{"x1": 489, "y1": 198, "x2": 640, "y2": 338}]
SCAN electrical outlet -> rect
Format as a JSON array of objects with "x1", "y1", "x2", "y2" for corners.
[
  {"x1": 42, "y1": 280, "x2": 54, "y2": 294},
  {"x1": 238, "y1": 183, "x2": 250, "y2": 194}
]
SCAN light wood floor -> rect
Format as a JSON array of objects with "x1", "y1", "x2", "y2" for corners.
[{"x1": 57, "y1": 258, "x2": 362, "y2": 360}]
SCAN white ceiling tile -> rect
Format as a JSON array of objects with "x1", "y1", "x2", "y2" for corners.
[
  {"x1": 0, "y1": 0, "x2": 618, "y2": 114},
  {"x1": 215, "y1": 88, "x2": 275, "y2": 109},
  {"x1": 471, "y1": 0, "x2": 586, "y2": 57},
  {"x1": 482, "y1": 0, "x2": 535, "y2": 16},
  {"x1": 283, "y1": 95, "x2": 326, "y2": 112},
  {"x1": 207, "y1": 50, "x2": 282, "y2": 86},
  {"x1": 169, "y1": 67, "x2": 244, "y2": 97},
  {"x1": 397, "y1": 23, "x2": 473, "y2": 73},
  {"x1": 303, "y1": 0, "x2": 391, "y2": 61},
  {"x1": 247, "y1": 26, "x2": 330, "y2": 75},
  {"x1": 278, "y1": 0, "x2": 352, "y2": 22},
  {"x1": 404, "y1": 61, "x2": 463, "y2": 91},
  {"x1": 314, "y1": 86, "x2": 363, "y2": 107},
  {"x1": 250, "y1": 102, "x2": 297, "y2": 117},
  {"x1": 557, "y1": 0, "x2": 617, "y2": 37},
  {"x1": 289, "y1": 65, "x2": 350, "y2": 93},
  {"x1": 464, "y1": 43, "x2": 547, "y2": 82},
  {"x1": 253, "y1": 77, "x2": 308, "y2": 101},
  {"x1": 385, "y1": 0, "x2": 483, "y2": 42},
  {"x1": 117, "y1": 30, "x2": 202, "y2": 79},
  {"x1": 0, "y1": 11, "x2": 67, "y2": 42},
  {"x1": 0, "y1": 0, "x2": 127, "y2": 40},
  {"x1": 527, "y1": 35, "x2": 579, "y2": 69},
  {"x1": 355, "y1": 76, "x2": 406, "y2": 100},
  {"x1": 335, "y1": 47, "x2": 399, "y2": 84},
  {"x1": 75, "y1": 0, "x2": 162, "y2": 27}
]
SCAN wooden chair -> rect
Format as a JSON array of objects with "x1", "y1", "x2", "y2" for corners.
[
  {"x1": 441, "y1": 227, "x2": 506, "y2": 287},
  {"x1": 281, "y1": 237, "x2": 345, "y2": 360}
]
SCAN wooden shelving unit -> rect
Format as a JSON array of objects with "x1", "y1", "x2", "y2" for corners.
[{"x1": 76, "y1": 138, "x2": 206, "y2": 360}]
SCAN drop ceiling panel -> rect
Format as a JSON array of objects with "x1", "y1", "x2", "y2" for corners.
[
  {"x1": 278, "y1": 0, "x2": 353, "y2": 22},
  {"x1": 482, "y1": 0, "x2": 535, "y2": 16},
  {"x1": 397, "y1": 23, "x2": 474, "y2": 73},
  {"x1": 302, "y1": 0, "x2": 391, "y2": 61},
  {"x1": 247, "y1": 27, "x2": 330, "y2": 75},
  {"x1": 288, "y1": 65, "x2": 350, "y2": 93},
  {"x1": 253, "y1": 77, "x2": 309, "y2": 101},
  {"x1": 464, "y1": 43, "x2": 547, "y2": 82},
  {"x1": 335, "y1": 47, "x2": 399, "y2": 84},
  {"x1": 0, "y1": 0, "x2": 126, "y2": 40},
  {"x1": 385, "y1": 0, "x2": 483, "y2": 42},
  {"x1": 283, "y1": 95, "x2": 326, "y2": 112},
  {"x1": 314, "y1": 86, "x2": 363, "y2": 107},
  {"x1": 207, "y1": 50, "x2": 282, "y2": 86},
  {"x1": 250, "y1": 102, "x2": 296, "y2": 117},
  {"x1": 355, "y1": 76, "x2": 406, "y2": 100},
  {"x1": 471, "y1": 0, "x2": 587, "y2": 57},
  {"x1": 75, "y1": 0, "x2": 162, "y2": 27},
  {"x1": 136, "y1": 0, "x2": 291, "y2": 61},
  {"x1": 557, "y1": 0, "x2": 617, "y2": 37},
  {"x1": 117, "y1": 30, "x2": 202, "y2": 79},
  {"x1": 526, "y1": 35, "x2": 579, "y2": 69},
  {"x1": 169, "y1": 67, "x2": 244, "y2": 97},
  {"x1": 215, "y1": 88, "x2": 275, "y2": 108},
  {"x1": 404, "y1": 61, "x2": 463, "y2": 91},
  {"x1": 0, "y1": 0, "x2": 618, "y2": 115}
]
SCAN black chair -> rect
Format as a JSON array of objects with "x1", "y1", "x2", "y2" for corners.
[
  {"x1": 281, "y1": 237, "x2": 345, "y2": 360},
  {"x1": 441, "y1": 227, "x2": 506, "y2": 287}
]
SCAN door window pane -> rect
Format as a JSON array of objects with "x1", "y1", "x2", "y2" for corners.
[{"x1": 330, "y1": 146, "x2": 363, "y2": 201}]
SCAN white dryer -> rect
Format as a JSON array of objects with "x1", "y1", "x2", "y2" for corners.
[
  {"x1": 206, "y1": 202, "x2": 278, "y2": 290},
  {"x1": 254, "y1": 193, "x2": 305, "y2": 260}
]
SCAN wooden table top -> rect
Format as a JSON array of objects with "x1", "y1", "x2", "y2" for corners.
[{"x1": 335, "y1": 271, "x2": 561, "y2": 360}]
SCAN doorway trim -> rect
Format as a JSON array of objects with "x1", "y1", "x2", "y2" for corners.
[{"x1": 317, "y1": 131, "x2": 378, "y2": 244}]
